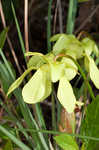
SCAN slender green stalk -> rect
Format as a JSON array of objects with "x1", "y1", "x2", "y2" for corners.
[
  {"x1": 55, "y1": 93, "x2": 62, "y2": 127},
  {"x1": 0, "y1": 28, "x2": 8, "y2": 49},
  {"x1": 52, "y1": 87, "x2": 57, "y2": 131},
  {"x1": 66, "y1": 0, "x2": 77, "y2": 34},
  {"x1": 35, "y1": 104, "x2": 47, "y2": 130},
  {"x1": 0, "y1": 49, "x2": 48, "y2": 150},
  {"x1": 35, "y1": 103, "x2": 49, "y2": 145},
  {"x1": 83, "y1": 81, "x2": 87, "y2": 104},
  {"x1": 47, "y1": 0, "x2": 53, "y2": 52},
  {"x1": 0, "y1": 49, "x2": 15, "y2": 80},
  {"x1": 72, "y1": 57, "x2": 95, "y2": 101},
  {"x1": 26, "y1": 107, "x2": 49, "y2": 150},
  {"x1": 11, "y1": 2, "x2": 26, "y2": 62},
  {"x1": 81, "y1": 81, "x2": 88, "y2": 119},
  {"x1": 51, "y1": 86, "x2": 57, "y2": 149},
  {"x1": 70, "y1": 56, "x2": 95, "y2": 101},
  {"x1": 0, "y1": 125, "x2": 31, "y2": 150},
  {"x1": 96, "y1": 57, "x2": 99, "y2": 65},
  {"x1": 75, "y1": 61, "x2": 95, "y2": 101},
  {"x1": 47, "y1": 0, "x2": 57, "y2": 144},
  {"x1": 14, "y1": 128, "x2": 99, "y2": 141},
  {"x1": 0, "y1": 100, "x2": 34, "y2": 147},
  {"x1": 11, "y1": 4, "x2": 48, "y2": 145},
  {"x1": 14, "y1": 89, "x2": 49, "y2": 150}
]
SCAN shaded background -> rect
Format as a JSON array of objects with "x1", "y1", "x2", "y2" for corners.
[{"x1": 1, "y1": 0, "x2": 99, "y2": 54}]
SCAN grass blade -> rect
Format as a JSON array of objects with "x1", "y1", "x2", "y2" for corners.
[
  {"x1": 0, "y1": 125, "x2": 31, "y2": 150},
  {"x1": 11, "y1": 2, "x2": 26, "y2": 62},
  {"x1": 0, "y1": 28, "x2": 8, "y2": 49},
  {"x1": 66, "y1": 0, "x2": 77, "y2": 34},
  {"x1": 0, "y1": 49, "x2": 49, "y2": 150},
  {"x1": 11, "y1": 5, "x2": 48, "y2": 146},
  {"x1": 13, "y1": 128, "x2": 99, "y2": 142},
  {"x1": 0, "y1": 49, "x2": 15, "y2": 80},
  {"x1": 0, "y1": 99, "x2": 33, "y2": 146},
  {"x1": 47, "y1": 0, "x2": 53, "y2": 52}
]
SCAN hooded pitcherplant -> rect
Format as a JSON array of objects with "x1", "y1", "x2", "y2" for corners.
[
  {"x1": 7, "y1": 34, "x2": 99, "y2": 113},
  {"x1": 7, "y1": 51, "x2": 79, "y2": 113}
]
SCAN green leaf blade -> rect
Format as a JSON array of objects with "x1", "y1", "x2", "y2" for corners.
[
  {"x1": 54, "y1": 134, "x2": 79, "y2": 150},
  {"x1": 81, "y1": 95, "x2": 99, "y2": 150},
  {"x1": 0, "y1": 28, "x2": 8, "y2": 49},
  {"x1": 0, "y1": 125, "x2": 31, "y2": 150}
]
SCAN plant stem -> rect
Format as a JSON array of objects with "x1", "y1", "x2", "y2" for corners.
[
  {"x1": 34, "y1": 104, "x2": 49, "y2": 146},
  {"x1": 0, "y1": 49, "x2": 15, "y2": 80},
  {"x1": 24, "y1": 0, "x2": 29, "y2": 54},
  {"x1": 14, "y1": 128, "x2": 99, "y2": 141},
  {"x1": 74, "y1": 60, "x2": 95, "y2": 101},
  {"x1": 52, "y1": 86, "x2": 57, "y2": 131},
  {"x1": 66, "y1": 0, "x2": 77, "y2": 34},
  {"x1": 0, "y1": 125, "x2": 31, "y2": 150},
  {"x1": 47, "y1": 0, "x2": 53, "y2": 52},
  {"x1": 47, "y1": 0, "x2": 57, "y2": 145},
  {"x1": 11, "y1": 2, "x2": 26, "y2": 63},
  {"x1": 51, "y1": 85, "x2": 57, "y2": 149}
]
